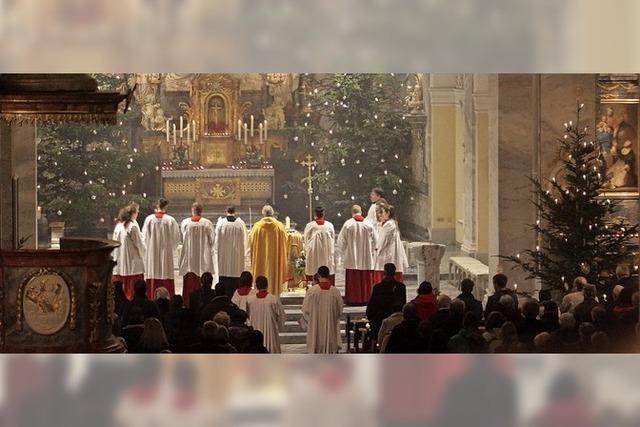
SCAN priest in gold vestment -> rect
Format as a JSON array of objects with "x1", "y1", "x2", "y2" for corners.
[{"x1": 249, "y1": 205, "x2": 289, "y2": 295}]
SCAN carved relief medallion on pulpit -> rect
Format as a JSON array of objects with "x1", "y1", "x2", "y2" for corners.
[{"x1": 18, "y1": 270, "x2": 72, "y2": 335}]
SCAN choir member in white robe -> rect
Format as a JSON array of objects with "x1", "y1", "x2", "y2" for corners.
[
  {"x1": 246, "y1": 276, "x2": 286, "y2": 353},
  {"x1": 231, "y1": 271, "x2": 256, "y2": 312},
  {"x1": 365, "y1": 187, "x2": 386, "y2": 229},
  {"x1": 179, "y1": 202, "x2": 215, "y2": 307},
  {"x1": 303, "y1": 206, "x2": 336, "y2": 286},
  {"x1": 302, "y1": 266, "x2": 344, "y2": 354},
  {"x1": 142, "y1": 198, "x2": 181, "y2": 299},
  {"x1": 373, "y1": 204, "x2": 408, "y2": 283},
  {"x1": 215, "y1": 206, "x2": 250, "y2": 298},
  {"x1": 338, "y1": 205, "x2": 377, "y2": 305},
  {"x1": 112, "y1": 203, "x2": 146, "y2": 300}
]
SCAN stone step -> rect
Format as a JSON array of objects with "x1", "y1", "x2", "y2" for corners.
[
  {"x1": 282, "y1": 319, "x2": 348, "y2": 333},
  {"x1": 283, "y1": 307, "x2": 366, "y2": 321},
  {"x1": 280, "y1": 330, "x2": 348, "y2": 345}
]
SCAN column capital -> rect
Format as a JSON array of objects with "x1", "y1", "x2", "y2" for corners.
[{"x1": 429, "y1": 88, "x2": 465, "y2": 106}]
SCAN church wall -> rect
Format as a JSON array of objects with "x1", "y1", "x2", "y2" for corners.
[
  {"x1": 475, "y1": 108, "x2": 489, "y2": 263},
  {"x1": 455, "y1": 101, "x2": 465, "y2": 244}
]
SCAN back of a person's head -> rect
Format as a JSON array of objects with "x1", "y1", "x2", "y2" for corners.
[
  {"x1": 202, "y1": 321, "x2": 218, "y2": 340},
  {"x1": 559, "y1": 313, "x2": 576, "y2": 330},
  {"x1": 538, "y1": 289, "x2": 552, "y2": 302},
  {"x1": 134, "y1": 279, "x2": 148, "y2": 297},
  {"x1": 262, "y1": 205, "x2": 274, "y2": 217},
  {"x1": 500, "y1": 321, "x2": 518, "y2": 343},
  {"x1": 233, "y1": 309, "x2": 248, "y2": 325},
  {"x1": 314, "y1": 206, "x2": 325, "y2": 218},
  {"x1": 492, "y1": 273, "x2": 508, "y2": 290},
  {"x1": 239, "y1": 271, "x2": 253, "y2": 287},
  {"x1": 591, "y1": 331, "x2": 610, "y2": 351},
  {"x1": 499, "y1": 294, "x2": 515, "y2": 310},
  {"x1": 583, "y1": 283, "x2": 597, "y2": 300},
  {"x1": 612, "y1": 285, "x2": 624, "y2": 303},
  {"x1": 590, "y1": 306, "x2": 607, "y2": 324},
  {"x1": 191, "y1": 202, "x2": 203, "y2": 216},
  {"x1": 384, "y1": 263, "x2": 396, "y2": 277},
  {"x1": 417, "y1": 281, "x2": 433, "y2": 295},
  {"x1": 201, "y1": 272, "x2": 214, "y2": 288},
  {"x1": 402, "y1": 302, "x2": 419, "y2": 322},
  {"x1": 543, "y1": 300, "x2": 559, "y2": 316},
  {"x1": 248, "y1": 329, "x2": 265, "y2": 347},
  {"x1": 213, "y1": 311, "x2": 231, "y2": 328},
  {"x1": 579, "y1": 322, "x2": 595, "y2": 340},
  {"x1": 522, "y1": 299, "x2": 540, "y2": 319},
  {"x1": 214, "y1": 282, "x2": 225, "y2": 297},
  {"x1": 172, "y1": 294, "x2": 184, "y2": 308},
  {"x1": 154, "y1": 287, "x2": 170, "y2": 301},
  {"x1": 460, "y1": 278, "x2": 475, "y2": 294},
  {"x1": 226, "y1": 205, "x2": 236, "y2": 215},
  {"x1": 317, "y1": 265, "x2": 330, "y2": 279},
  {"x1": 391, "y1": 302, "x2": 404, "y2": 313},
  {"x1": 451, "y1": 298, "x2": 465, "y2": 315},
  {"x1": 533, "y1": 332, "x2": 551, "y2": 350},
  {"x1": 157, "y1": 198, "x2": 169, "y2": 210},
  {"x1": 486, "y1": 311, "x2": 507, "y2": 330},
  {"x1": 463, "y1": 311, "x2": 478, "y2": 329},
  {"x1": 616, "y1": 264, "x2": 630, "y2": 278},
  {"x1": 351, "y1": 204, "x2": 362, "y2": 215},
  {"x1": 573, "y1": 276, "x2": 587, "y2": 292},
  {"x1": 141, "y1": 317, "x2": 167, "y2": 351},
  {"x1": 437, "y1": 294, "x2": 452, "y2": 309},
  {"x1": 256, "y1": 276, "x2": 268, "y2": 290},
  {"x1": 128, "y1": 306, "x2": 145, "y2": 325}
]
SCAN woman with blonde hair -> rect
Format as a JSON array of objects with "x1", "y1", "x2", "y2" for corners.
[
  {"x1": 138, "y1": 317, "x2": 170, "y2": 353},
  {"x1": 373, "y1": 203, "x2": 408, "y2": 283},
  {"x1": 112, "y1": 203, "x2": 146, "y2": 300}
]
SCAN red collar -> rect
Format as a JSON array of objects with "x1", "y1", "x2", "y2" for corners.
[
  {"x1": 353, "y1": 214, "x2": 365, "y2": 222},
  {"x1": 319, "y1": 281, "x2": 332, "y2": 290},
  {"x1": 154, "y1": 212, "x2": 165, "y2": 219},
  {"x1": 257, "y1": 290, "x2": 269, "y2": 299},
  {"x1": 237, "y1": 286, "x2": 252, "y2": 296},
  {"x1": 191, "y1": 215, "x2": 201, "y2": 222},
  {"x1": 315, "y1": 218, "x2": 325, "y2": 225}
]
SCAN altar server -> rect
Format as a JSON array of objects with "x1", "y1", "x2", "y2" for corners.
[
  {"x1": 142, "y1": 198, "x2": 181, "y2": 298},
  {"x1": 179, "y1": 202, "x2": 216, "y2": 306},
  {"x1": 366, "y1": 187, "x2": 386, "y2": 228},
  {"x1": 338, "y1": 205, "x2": 377, "y2": 305},
  {"x1": 302, "y1": 266, "x2": 344, "y2": 353},
  {"x1": 215, "y1": 206, "x2": 250, "y2": 298},
  {"x1": 112, "y1": 203, "x2": 145, "y2": 300},
  {"x1": 231, "y1": 271, "x2": 256, "y2": 312},
  {"x1": 373, "y1": 203, "x2": 408, "y2": 283},
  {"x1": 303, "y1": 206, "x2": 335, "y2": 285},
  {"x1": 246, "y1": 276, "x2": 286, "y2": 353}
]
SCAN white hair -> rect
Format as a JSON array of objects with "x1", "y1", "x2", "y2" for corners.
[{"x1": 262, "y1": 205, "x2": 274, "y2": 217}]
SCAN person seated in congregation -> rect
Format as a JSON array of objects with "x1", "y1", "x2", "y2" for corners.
[
  {"x1": 411, "y1": 281, "x2": 438, "y2": 321},
  {"x1": 533, "y1": 332, "x2": 552, "y2": 353},
  {"x1": 302, "y1": 266, "x2": 344, "y2": 354},
  {"x1": 482, "y1": 311, "x2": 507, "y2": 352},
  {"x1": 517, "y1": 299, "x2": 544, "y2": 350},
  {"x1": 376, "y1": 302, "x2": 404, "y2": 353},
  {"x1": 456, "y1": 278, "x2": 484, "y2": 321},
  {"x1": 228, "y1": 310, "x2": 253, "y2": 351},
  {"x1": 384, "y1": 303, "x2": 423, "y2": 353},
  {"x1": 246, "y1": 276, "x2": 286, "y2": 353},
  {"x1": 484, "y1": 273, "x2": 519, "y2": 319},
  {"x1": 430, "y1": 296, "x2": 465, "y2": 352},
  {"x1": 242, "y1": 330, "x2": 270, "y2": 353},
  {"x1": 573, "y1": 284, "x2": 601, "y2": 326},
  {"x1": 188, "y1": 272, "x2": 216, "y2": 313},
  {"x1": 560, "y1": 276, "x2": 587, "y2": 313},
  {"x1": 366, "y1": 263, "x2": 407, "y2": 342},
  {"x1": 615, "y1": 293, "x2": 639, "y2": 348},
  {"x1": 493, "y1": 321, "x2": 524, "y2": 353},
  {"x1": 448, "y1": 312, "x2": 487, "y2": 353},
  {"x1": 137, "y1": 317, "x2": 170, "y2": 353},
  {"x1": 548, "y1": 313, "x2": 580, "y2": 353},
  {"x1": 497, "y1": 294, "x2": 522, "y2": 324},
  {"x1": 540, "y1": 300, "x2": 560, "y2": 333},
  {"x1": 231, "y1": 271, "x2": 256, "y2": 312},
  {"x1": 121, "y1": 279, "x2": 160, "y2": 327},
  {"x1": 200, "y1": 281, "x2": 245, "y2": 326},
  {"x1": 577, "y1": 322, "x2": 596, "y2": 352},
  {"x1": 193, "y1": 321, "x2": 237, "y2": 353},
  {"x1": 153, "y1": 287, "x2": 171, "y2": 325},
  {"x1": 164, "y1": 295, "x2": 200, "y2": 353},
  {"x1": 120, "y1": 306, "x2": 145, "y2": 353},
  {"x1": 615, "y1": 264, "x2": 639, "y2": 305}
]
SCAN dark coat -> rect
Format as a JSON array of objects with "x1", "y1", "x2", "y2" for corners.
[
  {"x1": 200, "y1": 295, "x2": 244, "y2": 325},
  {"x1": 384, "y1": 319, "x2": 422, "y2": 353},
  {"x1": 122, "y1": 297, "x2": 160, "y2": 326},
  {"x1": 189, "y1": 287, "x2": 216, "y2": 312},
  {"x1": 366, "y1": 278, "x2": 407, "y2": 339},
  {"x1": 456, "y1": 291, "x2": 484, "y2": 321},
  {"x1": 484, "y1": 288, "x2": 519, "y2": 319}
]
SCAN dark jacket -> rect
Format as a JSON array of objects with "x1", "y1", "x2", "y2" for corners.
[
  {"x1": 539, "y1": 313, "x2": 560, "y2": 333},
  {"x1": 484, "y1": 288, "x2": 519, "y2": 319},
  {"x1": 517, "y1": 317, "x2": 544, "y2": 348},
  {"x1": 122, "y1": 297, "x2": 160, "y2": 326},
  {"x1": 200, "y1": 296, "x2": 244, "y2": 325},
  {"x1": 573, "y1": 299, "x2": 600, "y2": 325},
  {"x1": 448, "y1": 327, "x2": 488, "y2": 353},
  {"x1": 456, "y1": 291, "x2": 484, "y2": 321},
  {"x1": 384, "y1": 319, "x2": 422, "y2": 353},
  {"x1": 189, "y1": 287, "x2": 216, "y2": 312},
  {"x1": 366, "y1": 278, "x2": 407, "y2": 339}
]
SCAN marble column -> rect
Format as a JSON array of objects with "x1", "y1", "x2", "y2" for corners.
[
  {"x1": 0, "y1": 121, "x2": 37, "y2": 249},
  {"x1": 473, "y1": 75, "x2": 490, "y2": 264},
  {"x1": 461, "y1": 74, "x2": 477, "y2": 256}
]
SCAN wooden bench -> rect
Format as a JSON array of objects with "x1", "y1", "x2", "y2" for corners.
[{"x1": 448, "y1": 256, "x2": 489, "y2": 300}]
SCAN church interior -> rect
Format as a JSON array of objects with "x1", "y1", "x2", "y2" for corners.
[{"x1": 0, "y1": 73, "x2": 638, "y2": 353}]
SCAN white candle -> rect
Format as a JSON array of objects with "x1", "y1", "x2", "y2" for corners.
[
  {"x1": 259, "y1": 123, "x2": 263, "y2": 144},
  {"x1": 238, "y1": 119, "x2": 242, "y2": 140},
  {"x1": 285, "y1": 216, "x2": 290, "y2": 230},
  {"x1": 180, "y1": 116, "x2": 183, "y2": 137},
  {"x1": 173, "y1": 124, "x2": 176, "y2": 145},
  {"x1": 244, "y1": 123, "x2": 248, "y2": 144},
  {"x1": 192, "y1": 120, "x2": 196, "y2": 141},
  {"x1": 264, "y1": 120, "x2": 268, "y2": 140},
  {"x1": 166, "y1": 119, "x2": 170, "y2": 142},
  {"x1": 250, "y1": 115, "x2": 254, "y2": 136}
]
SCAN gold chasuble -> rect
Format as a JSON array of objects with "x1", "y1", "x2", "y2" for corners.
[{"x1": 249, "y1": 217, "x2": 289, "y2": 295}]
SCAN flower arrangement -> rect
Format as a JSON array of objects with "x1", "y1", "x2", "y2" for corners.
[{"x1": 293, "y1": 252, "x2": 306, "y2": 277}]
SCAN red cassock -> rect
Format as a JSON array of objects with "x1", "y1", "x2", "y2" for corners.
[
  {"x1": 337, "y1": 215, "x2": 378, "y2": 305},
  {"x1": 182, "y1": 272, "x2": 201, "y2": 307}
]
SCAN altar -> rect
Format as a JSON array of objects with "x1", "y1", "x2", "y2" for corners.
[{"x1": 161, "y1": 168, "x2": 274, "y2": 220}]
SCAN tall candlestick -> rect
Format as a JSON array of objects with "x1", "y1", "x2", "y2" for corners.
[
  {"x1": 187, "y1": 124, "x2": 191, "y2": 145},
  {"x1": 264, "y1": 120, "x2": 268, "y2": 140},
  {"x1": 259, "y1": 123, "x2": 263, "y2": 144},
  {"x1": 192, "y1": 120, "x2": 196, "y2": 141},
  {"x1": 180, "y1": 116, "x2": 183, "y2": 137},
  {"x1": 237, "y1": 119, "x2": 242, "y2": 140},
  {"x1": 166, "y1": 119, "x2": 170, "y2": 142},
  {"x1": 285, "y1": 216, "x2": 290, "y2": 231},
  {"x1": 250, "y1": 115, "x2": 254, "y2": 137},
  {"x1": 173, "y1": 124, "x2": 176, "y2": 145},
  {"x1": 244, "y1": 123, "x2": 248, "y2": 145}
]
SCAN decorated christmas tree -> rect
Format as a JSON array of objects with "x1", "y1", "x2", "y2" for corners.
[
  {"x1": 502, "y1": 102, "x2": 639, "y2": 292},
  {"x1": 37, "y1": 74, "x2": 156, "y2": 236},
  {"x1": 277, "y1": 73, "x2": 413, "y2": 224}
]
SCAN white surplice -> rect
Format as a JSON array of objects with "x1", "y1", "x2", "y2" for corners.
[
  {"x1": 231, "y1": 288, "x2": 257, "y2": 312},
  {"x1": 302, "y1": 283, "x2": 344, "y2": 354},
  {"x1": 337, "y1": 217, "x2": 377, "y2": 270},
  {"x1": 141, "y1": 213, "x2": 181, "y2": 280},
  {"x1": 374, "y1": 219, "x2": 409, "y2": 273},
  {"x1": 179, "y1": 217, "x2": 215, "y2": 276},
  {"x1": 303, "y1": 220, "x2": 335, "y2": 276},
  {"x1": 246, "y1": 293, "x2": 286, "y2": 353},
  {"x1": 366, "y1": 203, "x2": 379, "y2": 227},
  {"x1": 112, "y1": 220, "x2": 146, "y2": 276},
  {"x1": 215, "y1": 216, "x2": 250, "y2": 278}
]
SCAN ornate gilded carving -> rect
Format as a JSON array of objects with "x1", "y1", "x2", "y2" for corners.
[
  {"x1": 197, "y1": 178, "x2": 239, "y2": 203},
  {"x1": 17, "y1": 268, "x2": 74, "y2": 335},
  {"x1": 405, "y1": 74, "x2": 424, "y2": 113}
]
